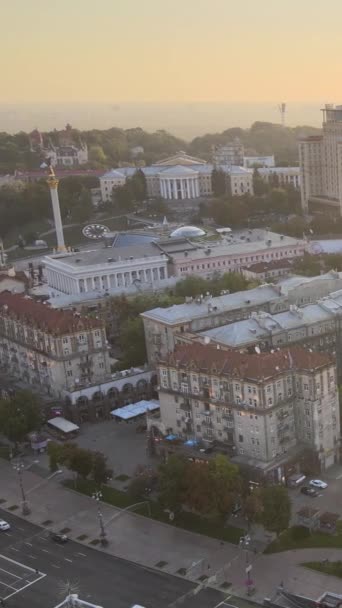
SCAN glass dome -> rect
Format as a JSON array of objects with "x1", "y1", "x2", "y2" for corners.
[{"x1": 170, "y1": 226, "x2": 206, "y2": 238}]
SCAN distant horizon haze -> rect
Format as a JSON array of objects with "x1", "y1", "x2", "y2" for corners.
[{"x1": 0, "y1": 101, "x2": 326, "y2": 140}]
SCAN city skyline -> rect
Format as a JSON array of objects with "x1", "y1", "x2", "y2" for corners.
[{"x1": 2, "y1": 0, "x2": 342, "y2": 105}]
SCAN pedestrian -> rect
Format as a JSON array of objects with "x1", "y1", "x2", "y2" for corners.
[{"x1": 35, "y1": 568, "x2": 39, "y2": 575}]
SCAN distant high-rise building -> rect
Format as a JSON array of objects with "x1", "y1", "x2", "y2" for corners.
[
  {"x1": 212, "y1": 139, "x2": 244, "y2": 167},
  {"x1": 299, "y1": 104, "x2": 342, "y2": 216}
]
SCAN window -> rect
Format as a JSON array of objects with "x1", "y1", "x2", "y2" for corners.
[
  {"x1": 161, "y1": 369, "x2": 168, "y2": 377},
  {"x1": 99, "y1": 362, "x2": 104, "y2": 369},
  {"x1": 238, "y1": 434, "x2": 244, "y2": 443},
  {"x1": 62, "y1": 337, "x2": 69, "y2": 344},
  {"x1": 67, "y1": 370, "x2": 73, "y2": 377},
  {"x1": 304, "y1": 384, "x2": 309, "y2": 390}
]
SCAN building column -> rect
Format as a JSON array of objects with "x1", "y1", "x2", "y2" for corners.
[
  {"x1": 195, "y1": 179, "x2": 200, "y2": 197},
  {"x1": 166, "y1": 179, "x2": 171, "y2": 199},
  {"x1": 180, "y1": 179, "x2": 185, "y2": 199},
  {"x1": 160, "y1": 180, "x2": 165, "y2": 198}
]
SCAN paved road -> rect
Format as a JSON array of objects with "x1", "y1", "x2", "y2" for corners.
[{"x1": 0, "y1": 510, "x2": 224, "y2": 608}]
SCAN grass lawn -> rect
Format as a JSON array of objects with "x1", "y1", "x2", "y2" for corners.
[
  {"x1": 64, "y1": 479, "x2": 242, "y2": 545},
  {"x1": 303, "y1": 561, "x2": 342, "y2": 579},
  {"x1": 265, "y1": 524, "x2": 342, "y2": 553}
]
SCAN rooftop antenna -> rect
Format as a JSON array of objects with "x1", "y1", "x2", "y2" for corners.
[{"x1": 278, "y1": 102, "x2": 286, "y2": 127}]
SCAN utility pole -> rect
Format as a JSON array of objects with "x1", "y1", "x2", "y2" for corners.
[
  {"x1": 92, "y1": 491, "x2": 108, "y2": 546},
  {"x1": 13, "y1": 459, "x2": 30, "y2": 516}
]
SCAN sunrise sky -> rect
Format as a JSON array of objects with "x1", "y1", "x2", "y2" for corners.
[{"x1": 1, "y1": 0, "x2": 341, "y2": 104}]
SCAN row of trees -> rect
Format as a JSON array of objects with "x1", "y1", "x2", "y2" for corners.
[
  {"x1": 0, "y1": 391, "x2": 42, "y2": 446},
  {"x1": 0, "y1": 176, "x2": 98, "y2": 243},
  {"x1": 47, "y1": 442, "x2": 112, "y2": 485},
  {"x1": 130, "y1": 454, "x2": 291, "y2": 537}
]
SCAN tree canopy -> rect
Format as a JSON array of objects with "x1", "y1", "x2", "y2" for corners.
[
  {"x1": 0, "y1": 391, "x2": 42, "y2": 445},
  {"x1": 261, "y1": 486, "x2": 291, "y2": 536}
]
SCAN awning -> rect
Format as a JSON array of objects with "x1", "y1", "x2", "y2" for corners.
[
  {"x1": 111, "y1": 400, "x2": 159, "y2": 420},
  {"x1": 47, "y1": 417, "x2": 80, "y2": 434}
]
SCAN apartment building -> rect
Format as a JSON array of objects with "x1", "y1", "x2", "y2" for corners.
[
  {"x1": 299, "y1": 104, "x2": 342, "y2": 215},
  {"x1": 142, "y1": 271, "x2": 342, "y2": 365},
  {"x1": 212, "y1": 141, "x2": 245, "y2": 167},
  {"x1": 0, "y1": 292, "x2": 111, "y2": 398},
  {"x1": 156, "y1": 343, "x2": 339, "y2": 475}
]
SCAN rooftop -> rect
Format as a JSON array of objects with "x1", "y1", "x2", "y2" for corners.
[
  {"x1": 0, "y1": 292, "x2": 103, "y2": 336},
  {"x1": 141, "y1": 284, "x2": 280, "y2": 325},
  {"x1": 44, "y1": 243, "x2": 165, "y2": 270},
  {"x1": 200, "y1": 303, "x2": 334, "y2": 347},
  {"x1": 161, "y1": 343, "x2": 333, "y2": 381}
]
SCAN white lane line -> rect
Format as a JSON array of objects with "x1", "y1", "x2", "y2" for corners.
[
  {"x1": 4, "y1": 533, "x2": 11, "y2": 537},
  {"x1": 4, "y1": 573, "x2": 47, "y2": 601},
  {"x1": 64, "y1": 558, "x2": 72, "y2": 563},
  {"x1": 76, "y1": 552, "x2": 87, "y2": 557},
  {"x1": 9, "y1": 548, "x2": 19, "y2": 552},
  {"x1": 0, "y1": 581, "x2": 16, "y2": 591},
  {"x1": 25, "y1": 542, "x2": 33, "y2": 547},
  {"x1": 0, "y1": 566, "x2": 21, "y2": 579},
  {"x1": 41, "y1": 549, "x2": 50, "y2": 554},
  {"x1": 28, "y1": 555, "x2": 37, "y2": 560},
  {"x1": 17, "y1": 527, "x2": 25, "y2": 531},
  {"x1": 52, "y1": 564, "x2": 60, "y2": 569},
  {"x1": 39, "y1": 536, "x2": 48, "y2": 541}
]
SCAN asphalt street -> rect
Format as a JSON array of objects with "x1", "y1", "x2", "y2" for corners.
[{"x1": 0, "y1": 510, "x2": 225, "y2": 608}]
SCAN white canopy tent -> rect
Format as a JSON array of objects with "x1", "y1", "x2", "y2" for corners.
[
  {"x1": 47, "y1": 417, "x2": 80, "y2": 434},
  {"x1": 111, "y1": 400, "x2": 159, "y2": 420}
]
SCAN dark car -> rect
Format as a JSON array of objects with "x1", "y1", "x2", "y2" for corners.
[
  {"x1": 50, "y1": 532, "x2": 68, "y2": 543},
  {"x1": 300, "y1": 486, "x2": 318, "y2": 497}
]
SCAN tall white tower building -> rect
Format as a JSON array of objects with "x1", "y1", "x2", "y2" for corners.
[{"x1": 299, "y1": 104, "x2": 342, "y2": 216}]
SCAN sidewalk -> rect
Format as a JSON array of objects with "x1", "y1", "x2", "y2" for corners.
[{"x1": 1, "y1": 459, "x2": 342, "y2": 602}]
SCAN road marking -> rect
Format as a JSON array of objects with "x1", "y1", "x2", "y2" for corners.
[
  {"x1": 336, "y1": 473, "x2": 342, "y2": 479},
  {"x1": 4, "y1": 573, "x2": 47, "y2": 601},
  {"x1": 0, "y1": 566, "x2": 21, "y2": 579},
  {"x1": 25, "y1": 542, "x2": 33, "y2": 547},
  {"x1": 76, "y1": 552, "x2": 87, "y2": 557},
  {"x1": 52, "y1": 564, "x2": 60, "y2": 569},
  {"x1": 9, "y1": 548, "x2": 19, "y2": 552},
  {"x1": 4, "y1": 532, "x2": 11, "y2": 536},
  {"x1": 28, "y1": 554, "x2": 37, "y2": 560},
  {"x1": 17, "y1": 527, "x2": 25, "y2": 531},
  {"x1": 41, "y1": 549, "x2": 50, "y2": 554},
  {"x1": 39, "y1": 536, "x2": 47, "y2": 541},
  {"x1": 64, "y1": 558, "x2": 72, "y2": 563}
]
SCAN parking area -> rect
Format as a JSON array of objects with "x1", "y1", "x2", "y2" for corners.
[
  {"x1": 0, "y1": 553, "x2": 45, "y2": 601},
  {"x1": 74, "y1": 418, "x2": 154, "y2": 477},
  {"x1": 290, "y1": 465, "x2": 342, "y2": 519}
]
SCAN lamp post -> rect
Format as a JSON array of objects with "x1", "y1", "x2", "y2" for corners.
[
  {"x1": 239, "y1": 534, "x2": 254, "y2": 596},
  {"x1": 92, "y1": 491, "x2": 108, "y2": 546},
  {"x1": 13, "y1": 459, "x2": 30, "y2": 516}
]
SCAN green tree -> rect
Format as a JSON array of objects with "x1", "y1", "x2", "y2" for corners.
[
  {"x1": 113, "y1": 184, "x2": 134, "y2": 212},
  {"x1": 119, "y1": 317, "x2": 147, "y2": 368},
  {"x1": 174, "y1": 275, "x2": 209, "y2": 298},
  {"x1": 0, "y1": 391, "x2": 42, "y2": 446},
  {"x1": 92, "y1": 451, "x2": 113, "y2": 486},
  {"x1": 208, "y1": 455, "x2": 240, "y2": 520},
  {"x1": 243, "y1": 490, "x2": 263, "y2": 529},
  {"x1": 211, "y1": 169, "x2": 226, "y2": 197},
  {"x1": 61, "y1": 443, "x2": 93, "y2": 480},
  {"x1": 261, "y1": 486, "x2": 291, "y2": 537},
  {"x1": 158, "y1": 455, "x2": 187, "y2": 513},
  {"x1": 253, "y1": 168, "x2": 269, "y2": 196},
  {"x1": 183, "y1": 462, "x2": 213, "y2": 515},
  {"x1": 292, "y1": 253, "x2": 321, "y2": 277},
  {"x1": 130, "y1": 169, "x2": 147, "y2": 202}
]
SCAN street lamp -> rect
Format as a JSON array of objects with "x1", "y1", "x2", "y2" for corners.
[
  {"x1": 12, "y1": 459, "x2": 30, "y2": 516},
  {"x1": 239, "y1": 534, "x2": 254, "y2": 596},
  {"x1": 92, "y1": 491, "x2": 108, "y2": 546}
]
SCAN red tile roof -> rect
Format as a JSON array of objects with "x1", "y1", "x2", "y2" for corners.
[
  {"x1": 0, "y1": 292, "x2": 103, "y2": 336},
  {"x1": 161, "y1": 343, "x2": 333, "y2": 381}
]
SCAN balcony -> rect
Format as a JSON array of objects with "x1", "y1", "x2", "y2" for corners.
[
  {"x1": 180, "y1": 399, "x2": 191, "y2": 411},
  {"x1": 202, "y1": 418, "x2": 213, "y2": 427}
]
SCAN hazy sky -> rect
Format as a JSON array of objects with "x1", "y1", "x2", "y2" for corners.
[{"x1": 1, "y1": 0, "x2": 342, "y2": 104}]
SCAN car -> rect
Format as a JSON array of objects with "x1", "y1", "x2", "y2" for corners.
[
  {"x1": 50, "y1": 532, "x2": 68, "y2": 543},
  {"x1": 309, "y1": 479, "x2": 328, "y2": 489},
  {"x1": 300, "y1": 486, "x2": 318, "y2": 497},
  {"x1": 0, "y1": 519, "x2": 10, "y2": 531}
]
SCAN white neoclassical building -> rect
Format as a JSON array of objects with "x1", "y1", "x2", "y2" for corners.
[
  {"x1": 44, "y1": 244, "x2": 169, "y2": 296},
  {"x1": 100, "y1": 152, "x2": 253, "y2": 202},
  {"x1": 159, "y1": 165, "x2": 200, "y2": 199}
]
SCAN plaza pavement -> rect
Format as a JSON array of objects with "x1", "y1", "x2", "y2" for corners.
[{"x1": 1, "y1": 459, "x2": 342, "y2": 602}]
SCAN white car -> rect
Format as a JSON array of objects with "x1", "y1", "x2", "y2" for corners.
[
  {"x1": 309, "y1": 479, "x2": 328, "y2": 489},
  {"x1": 0, "y1": 519, "x2": 10, "y2": 531}
]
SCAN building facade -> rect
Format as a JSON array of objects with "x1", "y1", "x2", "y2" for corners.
[
  {"x1": 0, "y1": 292, "x2": 111, "y2": 397},
  {"x1": 156, "y1": 344, "x2": 339, "y2": 474},
  {"x1": 299, "y1": 105, "x2": 342, "y2": 215},
  {"x1": 100, "y1": 152, "x2": 253, "y2": 202},
  {"x1": 243, "y1": 155, "x2": 275, "y2": 168},
  {"x1": 212, "y1": 141, "x2": 244, "y2": 167},
  {"x1": 257, "y1": 167, "x2": 301, "y2": 189},
  {"x1": 44, "y1": 245, "x2": 169, "y2": 296}
]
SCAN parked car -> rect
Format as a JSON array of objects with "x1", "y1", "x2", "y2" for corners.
[
  {"x1": 300, "y1": 486, "x2": 318, "y2": 497},
  {"x1": 0, "y1": 519, "x2": 10, "y2": 531},
  {"x1": 309, "y1": 479, "x2": 328, "y2": 489},
  {"x1": 50, "y1": 532, "x2": 68, "y2": 543}
]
